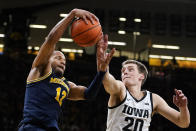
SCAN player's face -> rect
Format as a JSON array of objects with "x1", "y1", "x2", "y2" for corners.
[
  {"x1": 50, "y1": 51, "x2": 66, "y2": 77},
  {"x1": 121, "y1": 63, "x2": 144, "y2": 87}
]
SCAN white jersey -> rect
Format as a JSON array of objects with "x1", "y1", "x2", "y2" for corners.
[{"x1": 106, "y1": 90, "x2": 153, "y2": 131}]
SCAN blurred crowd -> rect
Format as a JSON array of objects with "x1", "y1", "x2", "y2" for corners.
[{"x1": 0, "y1": 53, "x2": 195, "y2": 131}]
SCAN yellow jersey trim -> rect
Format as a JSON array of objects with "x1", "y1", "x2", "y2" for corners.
[
  {"x1": 27, "y1": 70, "x2": 52, "y2": 84},
  {"x1": 64, "y1": 83, "x2": 70, "y2": 92},
  {"x1": 60, "y1": 77, "x2": 70, "y2": 92}
]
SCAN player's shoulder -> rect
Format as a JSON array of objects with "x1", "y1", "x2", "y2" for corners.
[
  {"x1": 151, "y1": 92, "x2": 161, "y2": 98},
  {"x1": 27, "y1": 67, "x2": 52, "y2": 83},
  {"x1": 151, "y1": 92, "x2": 164, "y2": 101},
  {"x1": 151, "y1": 92, "x2": 166, "y2": 108}
]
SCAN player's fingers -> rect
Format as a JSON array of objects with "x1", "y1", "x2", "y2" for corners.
[
  {"x1": 106, "y1": 48, "x2": 115, "y2": 65},
  {"x1": 174, "y1": 88, "x2": 178, "y2": 95},
  {"x1": 96, "y1": 34, "x2": 103, "y2": 46},
  {"x1": 173, "y1": 95, "x2": 177, "y2": 103},
  {"x1": 82, "y1": 16, "x2": 88, "y2": 24},
  {"x1": 175, "y1": 89, "x2": 181, "y2": 96},
  {"x1": 179, "y1": 93, "x2": 184, "y2": 97},
  {"x1": 181, "y1": 97, "x2": 187, "y2": 101},
  {"x1": 104, "y1": 34, "x2": 108, "y2": 42},
  {"x1": 110, "y1": 48, "x2": 116, "y2": 57},
  {"x1": 97, "y1": 56, "x2": 105, "y2": 63},
  {"x1": 97, "y1": 32, "x2": 103, "y2": 42},
  {"x1": 87, "y1": 15, "x2": 94, "y2": 25},
  {"x1": 90, "y1": 13, "x2": 99, "y2": 21},
  {"x1": 179, "y1": 90, "x2": 183, "y2": 95},
  {"x1": 102, "y1": 35, "x2": 108, "y2": 51},
  {"x1": 96, "y1": 39, "x2": 103, "y2": 48},
  {"x1": 104, "y1": 34, "x2": 108, "y2": 46},
  {"x1": 97, "y1": 50, "x2": 104, "y2": 59}
]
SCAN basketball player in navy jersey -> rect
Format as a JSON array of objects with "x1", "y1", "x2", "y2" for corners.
[
  {"x1": 96, "y1": 34, "x2": 190, "y2": 131},
  {"x1": 18, "y1": 9, "x2": 113, "y2": 131}
]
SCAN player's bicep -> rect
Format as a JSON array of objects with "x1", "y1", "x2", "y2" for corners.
[
  {"x1": 32, "y1": 41, "x2": 55, "y2": 68},
  {"x1": 154, "y1": 94, "x2": 180, "y2": 125},
  {"x1": 67, "y1": 81, "x2": 86, "y2": 101}
]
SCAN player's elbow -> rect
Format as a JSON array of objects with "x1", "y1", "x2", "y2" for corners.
[{"x1": 178, "y1": 121, "x2": 190, "y2": 128}]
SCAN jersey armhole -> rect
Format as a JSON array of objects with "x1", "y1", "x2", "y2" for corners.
[
  {"x1": 150, "y1": 92, "x2": 154, "y2": 116},
  {"x1": 26, "y1": 70, "x2": 52, "y2": 84},
  {"x1": 108, "y1": 92, "x2": 127, "y2": 109}
]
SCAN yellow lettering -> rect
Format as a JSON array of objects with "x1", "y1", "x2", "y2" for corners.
[{"x1": 50, "y1": 78, "x2": 70, "y2": 92}]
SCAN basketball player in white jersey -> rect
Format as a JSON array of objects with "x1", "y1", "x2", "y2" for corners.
[{"x1": 96, "y1": 34, "x2": 190, "y2": 131}]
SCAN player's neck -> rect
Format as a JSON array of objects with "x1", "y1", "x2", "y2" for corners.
[{"x1": 127, "y1": 85, "x2": 143, "y2": 100}]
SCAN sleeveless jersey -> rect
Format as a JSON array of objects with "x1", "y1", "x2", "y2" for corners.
[
  {"x1": 21, "y1": 70, "x2": 70, "y2": 130},
  {"x1": 106, "y1": 90, "x2": 153, "y2": 131}
]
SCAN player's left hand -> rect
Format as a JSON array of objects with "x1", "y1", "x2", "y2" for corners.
[
  {"x1": 72, "y1": 8, "x2": 98, "y2": 25},
  {"x1": 173, "y1": 89, "x2": 188, "y2": 108},
  {"x1": 96, "y1": 34, "x2": 115, "y2": 72}
]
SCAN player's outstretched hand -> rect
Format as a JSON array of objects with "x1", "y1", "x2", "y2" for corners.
[
  {"x1": 96, "y1": 34, "x2": 115, "y2": 72},
  {"x1": 173, "y1": 89, "x2": 188, "y2": 108}
]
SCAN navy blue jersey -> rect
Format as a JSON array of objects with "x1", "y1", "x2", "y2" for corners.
[{"x1": 21, "y1": 70, "x2": 70, "y2": 130}]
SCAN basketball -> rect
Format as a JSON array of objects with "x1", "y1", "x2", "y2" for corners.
[{"x1": 71, "y1": 18, "x2": 102, "y2": 47}]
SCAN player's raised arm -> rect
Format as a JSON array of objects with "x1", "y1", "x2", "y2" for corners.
[
  {"x1": 67, "y1": 34, "x2": 116, "y2": 101},
  {"x1": 153, "y1": 89, "x2": 190, "y2": 128},
  {"x1": 31, "y1": 10, "x2": 73, "y2": 70},
  {"x1": 31, "y1": 9, "x2": 98, "y2": 70},
  {"x1": 96, "y1": 34, "x2": 124, "y2": 95}
]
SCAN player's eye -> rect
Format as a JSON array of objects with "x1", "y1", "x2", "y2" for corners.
[
  {"x1": 55, "y1": 56, "x2": 61, "y2": 60},
  {"x1": 128, "y1": 68, "x2": 134, "y2": 72}
]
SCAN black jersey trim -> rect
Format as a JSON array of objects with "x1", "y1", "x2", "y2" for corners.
[
  {"x1": 108, "y1": 93, "x2": 127, "y2": 109},
  {"x1": 128, "y1": 90, "x2": 147, "y2": 102},
  {"x1": 26, "y1": 70, "x2": 52, "y2": 84},
  {"x1": 150, "y1": 92, "x2": 154, "y2": 116}
]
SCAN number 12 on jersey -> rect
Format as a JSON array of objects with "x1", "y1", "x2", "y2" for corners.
[{"x1": 55, "y1": 87, "x2": 66, "y2": 106}]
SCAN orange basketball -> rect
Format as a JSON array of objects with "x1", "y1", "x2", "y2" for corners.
[{"x1": 71, "y1": 18, "x2": 102, "y2": 47}]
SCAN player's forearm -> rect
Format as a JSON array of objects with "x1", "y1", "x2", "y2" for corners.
[
  {"x1": 32, "y1": 9, "x2": 76, "y2": 68},
  {"x1": 84, "y1": 71, "x2": 106, "y2": 100},
  {"x1": 46, "y1": 9, "x2": 75, "y2": 46},
  {"x1": 103, "y1": 71, "x2": 118, "y2": 94},
  {"x1": 178, "y1": 106, "x2": 190, "y2": 128}
]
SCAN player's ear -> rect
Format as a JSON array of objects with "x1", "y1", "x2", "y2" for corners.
[{"x1": 139, "y1": 73, "x2": 145, "y2": 80}]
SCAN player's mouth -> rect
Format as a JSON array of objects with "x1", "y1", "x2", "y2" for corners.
[
  {"x1": 58, "y1": 65, "x2": 65, "y2": 71},
  {"x1": 122, "y1": 77, "x2": 130, "y2": 81}
]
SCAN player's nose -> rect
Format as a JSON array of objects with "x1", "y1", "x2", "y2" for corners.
[
  {"x1": 60, "y1": 59, "x2": 66, "y2": 66},
  {"x1": 124, "y1": 69, "x2": 128, "y2": 74}
]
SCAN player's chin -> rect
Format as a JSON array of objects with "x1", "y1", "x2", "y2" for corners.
[
  {"x1": 54, "y1": 68, "x2": 64, "y2": 77},
  {"x1": 122, "y1": 79, "x2": 129, "y2": 84},
  {"x1": 123, "y1": 80, "x2": 135, "y2": 86}
]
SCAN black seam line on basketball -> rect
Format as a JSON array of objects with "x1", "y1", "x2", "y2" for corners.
[
  {"x1": 72, "y1": 24, "x2": 101, "y2": 38},
  {"x1": 77, "y1": 28, "x2": 102, "y2": 45}
]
